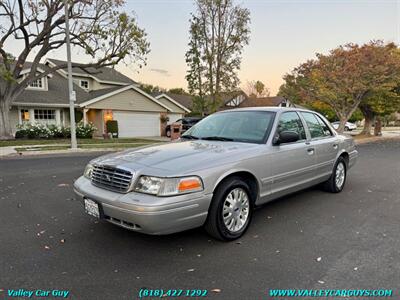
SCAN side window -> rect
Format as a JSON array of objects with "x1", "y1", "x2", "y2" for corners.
[
  {"x1": 315, "y1": 115, "x2": 333, "y2": 137},
  {"x1": 277, "y1": 112, "x2": 306, "y2": 141},
  {"x1": 301, "y1": 112, "x2": 331, "y2": 138}
]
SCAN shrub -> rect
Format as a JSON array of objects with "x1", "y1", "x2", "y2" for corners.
[
  {"x1": 106, "y1": 120, "x2": 118, "y2": 138},
  {"x1": 76, "y1": 122, "x2": 97, "y2": 139},
  {"x1": 15, "y1": 123, "x2": 51, "y2": 139},
  {"x1": 15, "y1": 122, "x2": 95, "y2": 139}
]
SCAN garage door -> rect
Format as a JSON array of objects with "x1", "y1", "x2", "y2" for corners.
[
  {"x1": 167, "y1": 113, "x2": 183, "y2": 124},
  {"x1": 113, "y1": 111, "x2": 160, "y2": 137}
]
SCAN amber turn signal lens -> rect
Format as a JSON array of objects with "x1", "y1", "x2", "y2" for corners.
[{"x1": 178, "y1": 178, "x2": 202, "y2": 192}]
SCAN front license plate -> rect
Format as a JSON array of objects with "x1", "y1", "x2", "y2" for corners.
[{"x1": 84, "y1": 198, "x2": 100, "y2": 218}]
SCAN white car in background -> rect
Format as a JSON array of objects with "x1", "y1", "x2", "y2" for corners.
[{"x1": 332, "y1": 121, "x2": 357, "y2": 131}]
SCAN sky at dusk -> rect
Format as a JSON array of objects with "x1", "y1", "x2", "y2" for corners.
[{"x1": 4, "y1": 0, "x2": 399, "y2": 95}]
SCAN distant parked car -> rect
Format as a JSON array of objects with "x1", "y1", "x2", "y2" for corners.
[
  {"x1": 165, "y1": 117, "x2": 202, "y2": 137},
  {"x1": 332, "y1": 121, "x2": 357, "y2": 131},
  {"x1": 74, "y1": 107, "x2": 358, "y2": 241}
]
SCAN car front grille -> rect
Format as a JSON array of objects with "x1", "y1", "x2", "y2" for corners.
[{"x1": 91, "y1": 165, "x2": 133, "y2": 193}]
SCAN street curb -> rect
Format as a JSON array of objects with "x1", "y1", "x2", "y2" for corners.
[{"x1": 354, "y1": 136, "x2": 400, "y2": 145}]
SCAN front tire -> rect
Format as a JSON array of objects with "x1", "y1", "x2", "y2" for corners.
[
  {"x1": 323, "y1": 157, "x2": 347, "y2": 193},
  {"x1": 205, "y1": 177, "x2": 253, "y2": 241}
]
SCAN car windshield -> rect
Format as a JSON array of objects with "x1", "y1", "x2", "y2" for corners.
[{"x1": 182, "y1": 111, "x2": 275, "y2": 143}]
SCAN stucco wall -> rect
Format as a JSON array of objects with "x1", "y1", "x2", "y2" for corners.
[
  {"x1": 86, "y1": 89, "x2": 167, "y2": 112},
  {"x1": 87, "y1": 109, "x2": 103, "y2": 136}
]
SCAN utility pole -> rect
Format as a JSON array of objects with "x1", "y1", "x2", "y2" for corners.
[{"x1": 65, "y1": 0, "x2": 77, "y2": 150}]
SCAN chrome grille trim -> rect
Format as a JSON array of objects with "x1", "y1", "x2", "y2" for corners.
[{"x1": 91, "y1": 165, "x2": 133, "y2": 193}]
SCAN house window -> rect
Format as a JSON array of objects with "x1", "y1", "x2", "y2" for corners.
[
  {"x1": 29, "y1": 78, "x2": 43, "y2": 88},
  {"x1": 80, "y1": 80, "x2": 89, "y2": 90},
  {"x1": 20, "y1": 109, "x2": 30, "y2": 122},
  {"x1": 34, "y1": 109, "x2": 56, "y2": 124}
]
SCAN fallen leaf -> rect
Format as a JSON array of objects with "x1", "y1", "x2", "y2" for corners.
[
  {"x1": 136, "y1": 276, "x2": 140, "y2": 279},
  {"x1": 267, "y1": 216, "x2": 272, "y2": 219},
  {"x1": 318, "y1": 280, "x2": 325, "y2": 284},
  {"x1": 275, "y1": 250, "x2": 280, "y2": 253},
  {"x1": 60, "y1": 239, "x2": 65, "y2": 243},
  {"x1": 354, "y1": 267, "x2": 358, "y2": 271},
  {"x1": 253, "y1": 235, "x2": 259, "y2": 238},
  {"x1": 40, "y1": 230, "x2": 46, "y2": 234},
  {"x1": 187, "y1": 268, "x2": 195, "y2": 272},
  {"x1": 44, "y1": 246, "x2": 50, "y2": 250},
  {"x1": 236, "y1": 241, "x2": 242, "y2": 245},
  {"x1": 197, "y1": 254, "x2": 202, "y2": 257},
  {"x1": 58, "y1": 183, "x2": 69, "y2": 187},
  {"x1": 17, "y1": 203, "x2": 22, "y2": 208},
  {"x1": 114, "y1": 269, "x2": 118, "y2": 273},
  {"x1": 211, "y1": 289, "x2": 221, "y2": 293},
  {"x1": 316, "y1": 257, "x2": 322, "y2": 262}
]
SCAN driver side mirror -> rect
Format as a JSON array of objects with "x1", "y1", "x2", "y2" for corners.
[{"x1": 273, "y1": 130, "x2": 299, "y2": 145}]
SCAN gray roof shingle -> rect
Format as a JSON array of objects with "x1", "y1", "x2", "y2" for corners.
[
  {"x1": 5, "y1": 61, "x2": 134, "y2": 107},
  {"x1": 47, "y1": 59, "x2": 136, "y2": 85}
]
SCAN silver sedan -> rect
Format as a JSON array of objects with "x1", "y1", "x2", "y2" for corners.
[{"x1": 73, "y1": 107, "x2": 357, "y2": 241}]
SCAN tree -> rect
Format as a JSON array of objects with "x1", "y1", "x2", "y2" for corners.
[
  {"x1": 185, "y1": 0, "x2": 250, "y2": 115},
  {"x1": 168, "y1": 88, "x2": 189, "y2": 95},
  {"x1": 278, "y1": 41, "x2": 400, "y2": 133},
  {"x1": 359, "y1": 86, "x2": 400, "y2": 136},
  {"x1": 139, "y1": 83, "x2": 165, "y2": 95},
  {"x1": 245, "y1": 80, "x2": 270, "y2": 97},
  {"x1": 0, "y1": 0, "x2": 150, "y2": 139}
]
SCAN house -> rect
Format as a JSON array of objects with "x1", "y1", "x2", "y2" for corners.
[
  {"x1": 233, "y1": 95, "x2": 293, "y2": 109},
  {"x1": 151, "y1": 92, "x2": 191, "y2": 123},
  {"x1": 162, "y1": 91, "x2": 293, "y2": 113},
  {"x1": 7, "y1": 59, "x2": 190, "y2": 137}
]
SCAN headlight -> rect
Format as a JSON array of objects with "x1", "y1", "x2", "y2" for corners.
[
  {"x1": 84, "y1": 164, "x2": 94, "y2": 179},
  {"x1": 134, "y1": 176, "x2": 203, "y2": 196}
]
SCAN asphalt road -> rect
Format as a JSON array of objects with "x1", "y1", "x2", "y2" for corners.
[{"x1": 1, "y1": 140, "x2": 399, "y2": 300}]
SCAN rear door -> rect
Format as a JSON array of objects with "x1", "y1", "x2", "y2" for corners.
[
  {"x1": 268, "y1": 111, "x2": 316, "y2": 196},
  {"x1": 299, "y1": 112, "x2": 339, "y2": 179}
]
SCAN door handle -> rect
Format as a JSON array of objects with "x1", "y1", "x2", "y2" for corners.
[
  {"x1": 333, "y1": 144, "x2": 338, "y2": 149},
  {"x1": 307, "y1": 148, "x2": 315, "y2": 155}
]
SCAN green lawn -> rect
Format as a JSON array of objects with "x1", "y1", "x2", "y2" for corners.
[
  {"x1": 0, "y1": 138, "x2": 161, "y2": 147},
  {"x1": 15, "y1": 142, "x2": 155, "y2": 152}
]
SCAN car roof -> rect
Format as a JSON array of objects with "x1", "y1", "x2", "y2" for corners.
[{"x1": 218, "y1": 106, "x2": 315, "y2": 113}]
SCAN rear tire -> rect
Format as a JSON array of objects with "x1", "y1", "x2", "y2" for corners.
[
  {"x1": 205, "y1": 177, "x2": 253, "y2": 241},
  {"x1": 322, "y1": 157, "x2": 347, "y2": 193}
]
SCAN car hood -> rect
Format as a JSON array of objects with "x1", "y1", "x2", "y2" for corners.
[{"x1": 91, "y1": 140, "x2": 260, "y2": 174}]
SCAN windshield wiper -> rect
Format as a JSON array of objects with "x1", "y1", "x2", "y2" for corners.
[
  {"x1": 201, "y1": 136, "x2": 234, "y2": 141},
  {"x1": 181, "y1": 134, "x2": 199, "y2": 140}
]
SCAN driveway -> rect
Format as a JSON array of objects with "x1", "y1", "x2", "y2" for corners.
[{"x1": 1, "y1": 140, "x2": 399, "y2": 299}]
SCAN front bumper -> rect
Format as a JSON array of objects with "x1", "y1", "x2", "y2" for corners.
[{"x1": 73, "y1": 176, "x2": 213, "y2": 235}]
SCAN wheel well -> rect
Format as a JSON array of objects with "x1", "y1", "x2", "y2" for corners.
[
  {"x1": 340, "y1": 152, "x2": 349, "y2": 167},
  {"x1": 215, "y1": 172, "x2": 259, "y2": 203}
]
